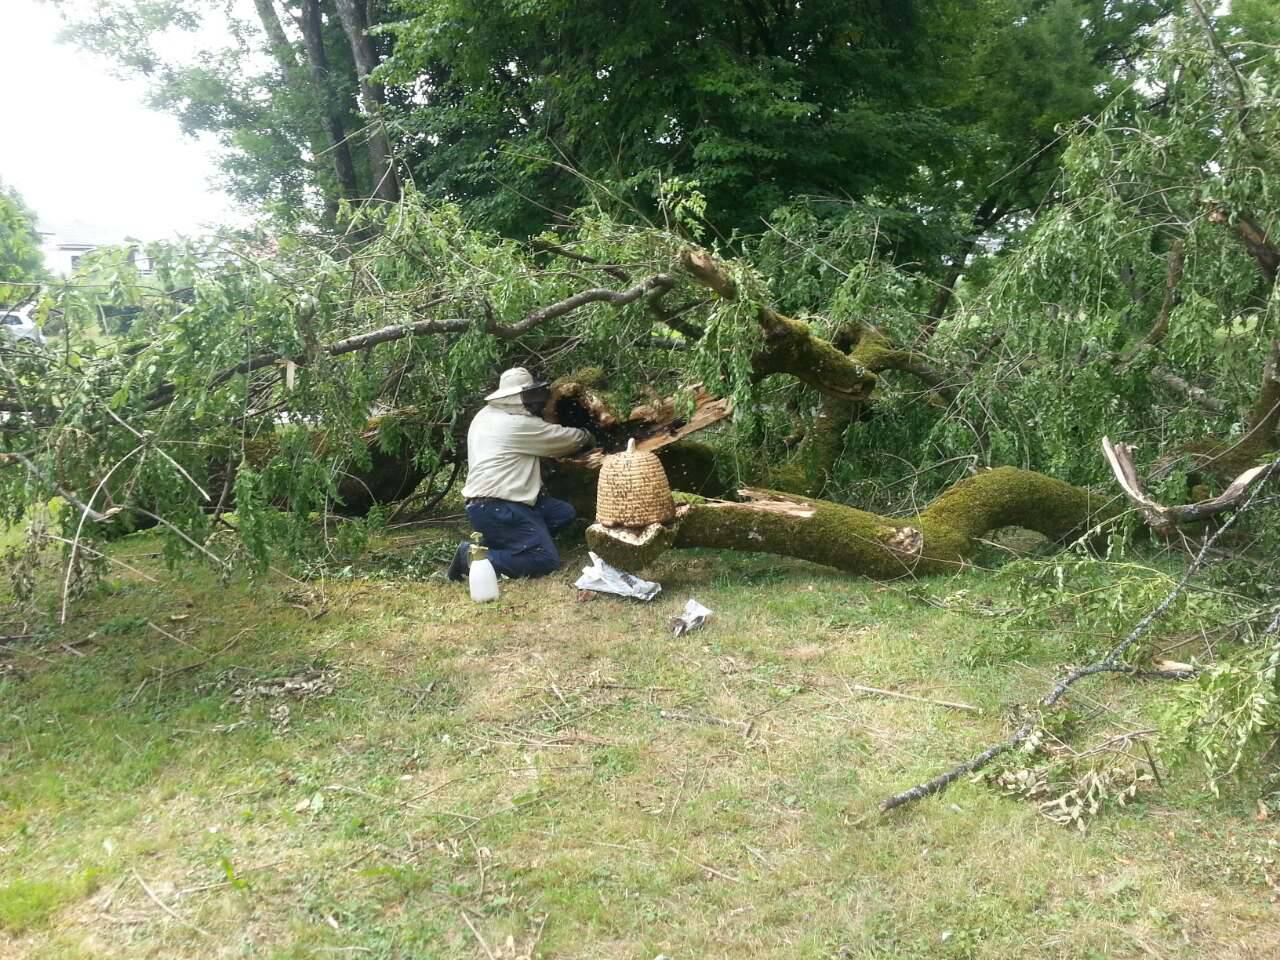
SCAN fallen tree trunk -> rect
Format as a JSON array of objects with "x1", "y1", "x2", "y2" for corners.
[
  {"x1": 1156, "y1": 339, "x2": 1280, "y2": 486},
  {"x1": 587, "y1": 467, "x2": 1117, "y2": 577}
]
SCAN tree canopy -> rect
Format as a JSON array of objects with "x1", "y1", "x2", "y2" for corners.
[{"x1": 0, "y1": 182, "x2": 46, "y2": 308}]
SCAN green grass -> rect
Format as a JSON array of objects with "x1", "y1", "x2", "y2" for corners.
[
  {"x1": 0, "y1": 873, "x2": 99, "y2": 934},
  {"x1": 1, "y1": 530, "x2": 1277, "y2": 958}
]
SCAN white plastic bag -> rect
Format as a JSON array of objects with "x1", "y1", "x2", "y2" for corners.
[
  {"x1": 670, "y1": 598, "x2": 713, "y2": 636},
  {"x1": 574, "y1": 552, "x2": 662, "y2": 601}
]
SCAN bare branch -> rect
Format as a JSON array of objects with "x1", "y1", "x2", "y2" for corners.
[
  {"x1": 145, "y1": 277, "x2": 675, "y2": 411},
  {"x1": 1149, "y1": 366, "x2": 1228, "y2": 414},
  {"x1": 1122, "y1": 241, "x2": 1185, "y2": 363}
]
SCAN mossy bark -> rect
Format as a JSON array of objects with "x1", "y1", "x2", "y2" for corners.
[
  {"x1": 764, "y1": 321, "x2": 952, "y2": 497},
  {"x1": 768, "y1": 395, "x2": 859, "y2": 496},
  {"x1": 751, "y1": 312, "x2": 880, "y2": 401},
  {"x1": 679, "y1": 248, "x2": 957, "y2": 406},
  {"x1": 588, "y1": 467, "x2": 1115, "y2": 578}
]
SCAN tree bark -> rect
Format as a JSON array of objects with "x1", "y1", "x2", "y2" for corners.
[
  {"x1": 678, "y1": 248, "x2": 960, "y2": 405},
  {"x1": 1208, "y1": 204, "x2": 1279, "y2": 284},
  {"x1": 333, "y1": 0, "x2": 401, "y2": 203},
  {"x1": 296, "y1": 0, "x2": 361, "y2": 202},
  {"x1": 1122, "y1": 241, "x2": 1185, "y2": 363},
  {"x1": 1156, "y1": 340, "x2": 1280, "y2": 485},
  {"x1": 1104, "y1": 436, "x2": 1275, "y2": 535},
  {"x1": 252, "y1": 0, "x2": 355, "y2": 215},
  {"x1": 253, "y1": 0, "x2": 296, "y2": 62},
  {"x1": 916, "y1": 193, "x2": 1004, "y2": 348}
]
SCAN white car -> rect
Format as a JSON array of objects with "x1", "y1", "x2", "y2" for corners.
[{"x1": 0, "y1": 307, "x2": 44, "y2": 345}]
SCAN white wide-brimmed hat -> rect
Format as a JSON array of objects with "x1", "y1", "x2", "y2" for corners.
[{"x1": 484, "y1": 367, "x2": 548, "y2": 401}]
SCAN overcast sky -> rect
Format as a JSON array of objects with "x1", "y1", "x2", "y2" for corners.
[{"x1": 3, "y1": 0, "x2": 244, "y2": 243}]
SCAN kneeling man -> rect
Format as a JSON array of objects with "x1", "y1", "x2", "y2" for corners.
[{"x1": 447, "y1": 368, "x2": 593, "y2": 581}]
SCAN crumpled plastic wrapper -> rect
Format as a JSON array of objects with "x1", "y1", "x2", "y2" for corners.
[
  {"x1": 574, "y1": 551, "x2": 662, "y2": 601},
  {"x1": 670, "y1": 598, "x2": 713, "y2": 636}
]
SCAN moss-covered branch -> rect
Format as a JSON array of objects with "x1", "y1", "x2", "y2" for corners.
[
  {"x1": 587, "y1": 467, "x2": 1116, "y2": 578},
  {"x1": 678, "y1": 249, "x2": 959, "y2": 403}
]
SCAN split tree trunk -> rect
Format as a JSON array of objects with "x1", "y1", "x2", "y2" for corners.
[{"x1": 541, "y1": 375, "x2": 738, "y2": 514}]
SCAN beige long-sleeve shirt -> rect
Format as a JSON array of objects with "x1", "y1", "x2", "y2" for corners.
[{"x1": 461, "y1": 404, "x2": 590, "y2": 505}]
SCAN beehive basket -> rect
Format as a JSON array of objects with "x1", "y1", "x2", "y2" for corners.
[{"x1": 596, "y1": 439, "x2": 676, "y2": 527}]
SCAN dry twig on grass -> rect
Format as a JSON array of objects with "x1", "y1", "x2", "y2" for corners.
[
  {"x1": 842, "y1": 680, "x2": 981, "y2": 714},
  {"x1": 131, "y1": 868, "x2": 211, "y2": 939}
]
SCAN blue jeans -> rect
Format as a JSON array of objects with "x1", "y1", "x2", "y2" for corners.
[{"x1": 465, "y1": 494, "x2": 576, "y2": 579}]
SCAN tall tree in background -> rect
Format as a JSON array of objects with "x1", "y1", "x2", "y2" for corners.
[
  {"x1": 913, "y1": 0, "x2": 1178, "y2": 343},
  {"x1": 383, "y1": 0, "x2": 943, "y2": 237},
  {"x1": 380, "y1": 0, "x2": 1176, "y2": 266},
  {"x1": 333, "y1": 0, "x2": 401, "y2": 203},
  {"x1": 0, "y1": 182, "x2": 46, "y2": 307},
  {"x1": 252, "y1": 0, "x2": 361, "y2": 213},
  {"x1": 50, "y1": 0, "x2": 1174, "y2": 251},
  {"x1": 52, "y1": 0, "x2": 398, "y2": 219}
]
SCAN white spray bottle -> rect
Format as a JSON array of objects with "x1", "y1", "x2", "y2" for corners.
[{"x1": 468, "y1": 532, "x2": 500, "y2": 602}]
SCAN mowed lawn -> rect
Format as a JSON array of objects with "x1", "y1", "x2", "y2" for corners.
[{"x1": 1, "y1": 531, "x2": 1278, "y2": 959}]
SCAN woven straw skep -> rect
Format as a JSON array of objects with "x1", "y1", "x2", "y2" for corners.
[{"x1": 596, "y1": 439, "x2": 676, "y2": 527}]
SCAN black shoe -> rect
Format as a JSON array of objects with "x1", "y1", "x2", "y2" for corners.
[{"x1": 446, "y1": 541, "x2": 469, "y2": 582}]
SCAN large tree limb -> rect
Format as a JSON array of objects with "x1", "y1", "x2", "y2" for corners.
[
  {"x1": 678, "y1": 249, "x2": 956, "y2": 403},
  {"x1": 1149, "y1": 366, "x2": 1227, "y2": 415},
  {"x1": 845, "y1": 322, "x2": 959, "y2": 401},
  {"x1": 1103, "y1": 436, "x2": 1275, "y2": 535},
  {"x1": 587, "y1": 467, "x2": 1116, "y2": 578}
]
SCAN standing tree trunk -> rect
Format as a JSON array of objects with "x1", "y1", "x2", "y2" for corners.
[
  {"x1": 252, "y1": 0, "x2": 358, "y2": 218},
  {"x1": 334, "y1": 0, "x2": 402, "y2": 203},
  {"x1": 916, "y1": 193, "x2": 1004, "y2": 348},
  {"x1": 296, "y1": 0, "x2": 362, "y2": 203}
]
